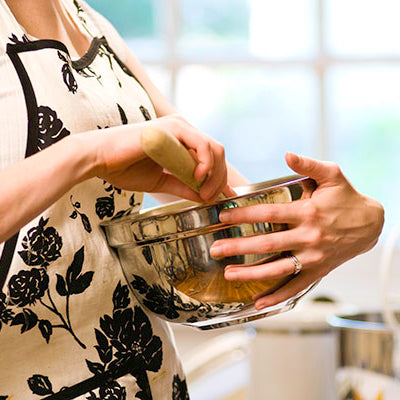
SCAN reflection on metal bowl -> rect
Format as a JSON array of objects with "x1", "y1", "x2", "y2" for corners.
[
  {"x1": 102, "y1": 175, "x2": 317, "y2": 330},
  {"x1": 329, "y1": 312, "x2": 396, "y2": 376}
]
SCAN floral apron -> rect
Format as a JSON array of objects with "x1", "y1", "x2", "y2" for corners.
[{"x1": 0, "y1": 1, "x2": 189, "y2": 399}]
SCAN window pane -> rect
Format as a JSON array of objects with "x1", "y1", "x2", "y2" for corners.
[
  {"x1": 86, "y1": 0, "x2": 157, "y2": 38},
  {"x1": 179, "y1": 0, "x2": 317, "y2": 59},
  {"x1": 326, "y1": 0, "x2": 400, "y2": 57},
  {"x1": 176, "y1": 66, "x2": 318, "y2": 182},
  {"x1": 86, "y1": 0, "x2": 164, "y2": 60},
  {"x1": 327, "y1": 66, "x2": 400, "y2": 235}
]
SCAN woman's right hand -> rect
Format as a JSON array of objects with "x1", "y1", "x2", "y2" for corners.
[
  {"x1": 0, "y1": 114, "x2": 232, "y2": 243},
  {"x1": 89, "y1": 114, "x2": 234, "y2": 202}
]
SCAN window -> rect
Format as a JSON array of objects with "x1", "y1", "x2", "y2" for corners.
[{"x1": 87, "y1": 0, "x2": 400, "y2": 237}]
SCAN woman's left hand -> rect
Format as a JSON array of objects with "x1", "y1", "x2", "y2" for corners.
[{"x1": 210, "y1": 153, "x2": 384, "y2": 310}]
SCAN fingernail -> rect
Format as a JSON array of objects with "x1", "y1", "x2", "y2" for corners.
[
  {"x1": 255, "y1": 299, "x2": 271, "y2": 310},
  {"x1": 219, "y1": 211, "x2": 230, "y2": 223},
  {"x1": 224, "y1": 270, "x2": 238, "y2": 280},
  {"x1": 210, "y1": 243, "x2": 224, "y2": 258},
  {"x1": 287, "y1": 152, "x2": 300, "y2": 163},
  {"x1": 225, "y1": 184, "x2": 237, "y2": 198}
]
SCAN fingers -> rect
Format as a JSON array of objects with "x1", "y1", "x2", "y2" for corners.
[
  {"x1": 285, "y1": 152, "x2": 344, "y2": 186},
  {"x1": 224, "y1": 256, "x2": 298, "y2": 281},
  {"x1": 170, "y1": 117, "x2": 228, "y2": 201},
  {"x1": 198, "y1": 142, "x2": 228, "y2": 201},
  {"x1": 218, "y1": 202, "x2": 303, "y2": 225},
  {"x1": 151, "y1": 173, "x2": 203, "y2": 202},
  {"x1": 253, "y1": 269, "x2": 319, "y2": 310},
  {"x1": 223, "y1": 184, "x2": 237, "y2": 198},
  {"x1": 210, "y1": 228, "x2": 304, "y2": 258}
]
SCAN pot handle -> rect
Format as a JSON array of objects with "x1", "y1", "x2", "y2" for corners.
[{"x1": 380, "y1": 222, "x2": 400, "y2": 378}]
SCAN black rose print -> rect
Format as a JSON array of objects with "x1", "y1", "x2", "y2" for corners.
[
  {"x1": 172, "y1": 375, "x2": 190, "y2": 400},
  {"x1": 27, "y1": 374, "x2": 54, "y2": 396},
  {"x1": 8, "y1": 268, "x2": 49, "y2": 307},
  {"x1": 70, "y1": 195, "x2": 92, "y2": 233},
  {"x1": 139, "y1": 106, "x2": 152, "y2": 121},
  {"x1": 85, "y1": 282, "x2": 163, "y2": 400},
  {"x1": 4, "y1": 242, "x2": 93, "y2": 348},
  {"x1": 99, "y1": 382, "x2": 127, "y2": 400},
  {"x1": 0, "y1": 292, "x2": 14, "y2": 332},
  {"x1": 18, "y1": 217, "x2": 62, "y2": 267},
  {"x1": 58, "y1": 51, "x2": 78, "y2": 94},
  {"x1": 37, "y1": 106, "x2": 70, "y2": 151},
  {"x1": 95, "y1": 182, "x2": 122, "y2": 220},
  {"x1": 95, "y1": 196, "x2": 115, "y2": 220}
]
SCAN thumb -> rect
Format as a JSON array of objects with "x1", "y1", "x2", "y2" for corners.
[{"x1": 285, "y1": 152, "x2": 342, "y2": 184}]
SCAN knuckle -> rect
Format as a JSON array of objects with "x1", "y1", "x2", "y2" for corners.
[
  {"x1": 259, "y1": 236, "x2": 274, "y2": 253},
  {"x1": 301, "y1": 201, "x2": 318, "y2": 222},
  {"x1": 215, "y1": 143, "x2": 225, "y2": 159},
  {"x1": 326, "y1": 162, "x2": 342, "y2": 179},
  {"x1": 307, "y1": 227, "x2": 324, "y2": 247},
  {"x1": 309, "y1": 249, "x2": 325, "y2": 265}
]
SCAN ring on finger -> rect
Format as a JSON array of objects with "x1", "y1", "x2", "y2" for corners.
[{"x1": 288, "y1": 254, "x2": 303, "y2": 275}]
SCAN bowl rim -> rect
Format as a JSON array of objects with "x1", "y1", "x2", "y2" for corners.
[{"x1": 101, "y1": 174, "x2": 311, "y2": 227}]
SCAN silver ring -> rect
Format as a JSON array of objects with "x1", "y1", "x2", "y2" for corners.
[{"x1": 289, "y1": 255, "x2": 303, "y2": 275}]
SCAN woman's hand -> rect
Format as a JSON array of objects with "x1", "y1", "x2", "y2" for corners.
[
  {"x1": 90, "y1": 114, "x2": 234, "y2": 202},
  {"x1": 210, "y1": 153, "x2": 385, "y2": 310},
  {"x1": 0, "y1": 114, "x2": 233, "y2": 243}
]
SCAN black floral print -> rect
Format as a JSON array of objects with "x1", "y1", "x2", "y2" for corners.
[
  {"x1": 139, "y1": 106, "x2": 151, "y2": 121},
  {"x1": 0, "y1": 292, "x2": 14, "y2": 331},
  {"x1": 27, "y1": 374, "x2": 54, "y2": 396},
  {"x1": 70, "y1": 195, "x2": 92, "y2": 233},
  {"x1": 58, "y1": 51, "x2": 78, "y2": 94},
  {"x1": 172, "y1": 375, "x2": 190, "y2": 400},
  {"x1": 95, "y1": 182, "x2": 122, "y2": 220},
  {"x1": 37, "y1": 106, "x2": 70, "y2": 151},
  {"x1": 130, "y1": 275, "x2": 213, "y2": 321},
  {"x1": 4, "y1": 225, "x2": 94, "y2": 347},
  {"x1": 8, "y1": 268, "x2": 49, "y2": 307},
  {"x1": 0, "y1": 396, "x2": 8, "y2": 400},
  {"x1": 8, "y1": 33, "x2": 30, "y2": 45},
  {"x1": 95, "y1": 196, "x2": 115, "y2": 220},
  {"x1": 86, "y1": 282, "x2": 163, "y2": 400},
  {"x1": 117, "y1": 104, "x2": 128, "y2": 125},
  {"x1": 18, "y1": 217, "x2": 62, "y2": 267}
]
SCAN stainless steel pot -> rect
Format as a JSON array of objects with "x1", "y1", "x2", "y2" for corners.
[
  {"x1": 102, "y1": 174, "x2": 317, "y2": 329},
  {"x1": 329, "y1": 312, "x2": 396, "y2": 376}
]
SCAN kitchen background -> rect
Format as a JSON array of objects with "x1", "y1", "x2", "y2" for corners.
[{"x1": 87, "y1": 0, "x2": 400, "y2": 398}]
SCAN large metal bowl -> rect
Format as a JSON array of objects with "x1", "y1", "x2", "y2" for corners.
[{"x1": 102, "y1": 175, "x2": 317, "y2": 329}]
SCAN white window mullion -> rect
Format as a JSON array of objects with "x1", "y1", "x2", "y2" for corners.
[
  {"x1": 316, "y1": 0, "x2": 329, "y2": 160},
  {"x1": 162, "y1": 0, "x2": 181, "y2": 105}
]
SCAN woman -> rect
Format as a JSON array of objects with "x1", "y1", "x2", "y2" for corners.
[{"x1": 0, "y1": 0, "x2": 384, "y2": 399}]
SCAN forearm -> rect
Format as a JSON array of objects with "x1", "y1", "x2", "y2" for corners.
[{"x1": 0, "y1": 133, "x2": 97, "y2": 243}]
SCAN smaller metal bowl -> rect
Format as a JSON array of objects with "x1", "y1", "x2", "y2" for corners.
[
  {"x1": 102, "y1": 175, "x2": 317, "y2": 330},
  {"x1": 329, "y1": 312, "x2": 396, "y2": 376}
]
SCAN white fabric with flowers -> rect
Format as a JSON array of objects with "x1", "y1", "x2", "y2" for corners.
[{"x1": 0, "y1": 1, "x2": 189, "y2": 399}]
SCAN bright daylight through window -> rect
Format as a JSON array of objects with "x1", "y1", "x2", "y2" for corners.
[{"x1": 87, "y1": 0, "x2": 400, "y2": 237}]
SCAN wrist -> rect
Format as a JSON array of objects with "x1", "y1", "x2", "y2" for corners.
[{"x1": 63, "y1": 132, "x2": 100, "y2": 183}]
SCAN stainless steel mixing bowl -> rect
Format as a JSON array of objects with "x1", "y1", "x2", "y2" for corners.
[{"x1": 102, "y1": 174, "x2": 317, "y2": 329}]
